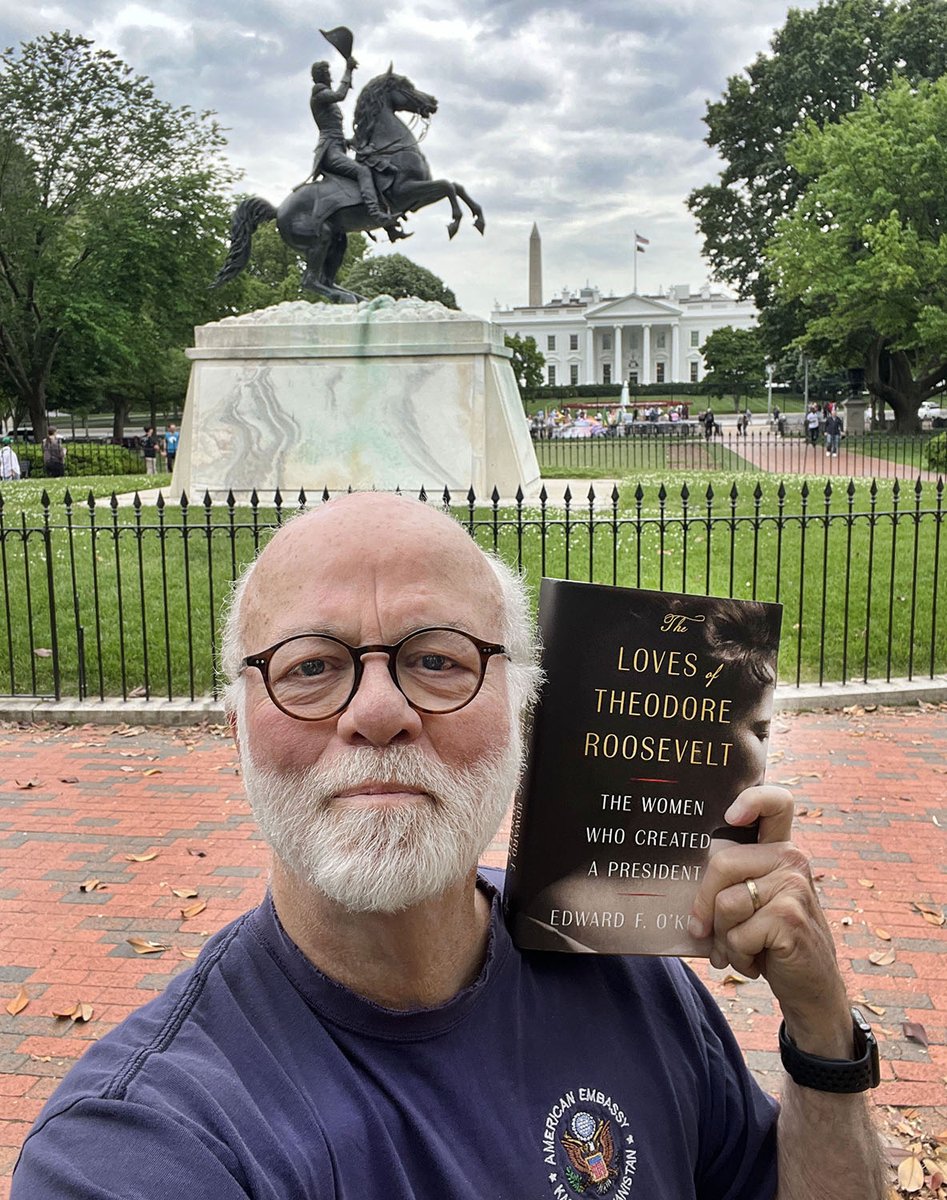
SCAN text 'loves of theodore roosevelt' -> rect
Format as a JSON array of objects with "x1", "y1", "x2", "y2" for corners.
[{"x1": 581, "y1": 616, "x2": 734, "y2": 767}]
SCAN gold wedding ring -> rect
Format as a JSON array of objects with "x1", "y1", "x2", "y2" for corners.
[{"x1": 744, "y1": 878, "x2": 762, "y2": 912}]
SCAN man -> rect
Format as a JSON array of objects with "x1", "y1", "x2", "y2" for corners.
[
  {"x1": 141, "y1": 426, "x2": 159, "y2": 475},
  {"x1": 824, "y1": 409, "x2": 843, "y2": 457},
  {"x1": 309, "y1": 58, "x2": 400, "y2": 235},
  {"x1": 164, "y1": 423, "x2": 179, "y2": 472},
  {"x1": 0, "y1": 435, "x2": 20, "y2": 481},
  {"x1": 14, "y1": 494, "x2": 884, "y2": 1198},
  {"x1": 42, "y1": 426, "x2": 67, "y2": 477}
]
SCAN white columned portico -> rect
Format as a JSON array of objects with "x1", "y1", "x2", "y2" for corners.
[
  {"x1": 585, "y1": 326, "x2": 595, "y2": 384},
  {"x1": 642, "y1": 324, "x2": 651, "y2": 384},
  {"x1": 613, "y1": 325, "x2": 622, "y2": 382},
  {"x1": 671, "y1": 323, "x2": 681, "y2": 383}
]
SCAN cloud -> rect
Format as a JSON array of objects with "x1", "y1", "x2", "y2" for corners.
[{"x1": 0, "y1": 0, "x2": 821, "y2": 315}]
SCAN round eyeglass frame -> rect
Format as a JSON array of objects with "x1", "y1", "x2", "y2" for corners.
[{"x1": 242, "y1": 626, "x2": 507, "y2": 721}]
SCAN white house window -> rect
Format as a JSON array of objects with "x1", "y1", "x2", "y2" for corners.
[
  {"x1": 603, "y1": 364, "x2": 612, "y2": 384},
  {"x1": 690, "y1": 330, "x2": 700, "y2": 348},
  {"x1": 602, "y1": 334, "x2": 612, "y2": 351},
  {"x1": 656, "y1": 362, "x2": 666, "y2": 384},
  {"x1": 547, "y1": 364, "x2": 556, "y2": 386},
  {"x1": 547, "y1": 335, "x2": 557, "y2": 351},
  {"x1": 690, "y1": 361, "x2": 699, "y2": 383},
  {"x1": 656, "y1": 333, "x2": 666, "y2": 349},
  {"x1": 569, "y1": 333, "x2": 579, "y2": 351},
  {"x1": 570, "y1": 363, "x2": 579, "y2": 385}
]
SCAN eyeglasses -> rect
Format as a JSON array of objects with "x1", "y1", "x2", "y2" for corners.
[{"x1": 242, "y1": 627, "x2": 507, "y2": 721}]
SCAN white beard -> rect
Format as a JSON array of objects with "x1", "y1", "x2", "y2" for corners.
[{"x1": 240, "y1": 738, "x2": 522, "y2": 913}]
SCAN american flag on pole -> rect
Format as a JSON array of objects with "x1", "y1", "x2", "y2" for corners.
[{"x1": 635, "y1": 232, "x2": 650, "y2": 254}]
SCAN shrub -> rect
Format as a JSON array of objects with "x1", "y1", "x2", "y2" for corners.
[{"x1": 926, "y1": 431, "x2": 947, "y2": 472}]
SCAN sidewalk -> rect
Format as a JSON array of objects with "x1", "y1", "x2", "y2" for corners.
[{"x1": 0, "y1": 706, "x2": 945, "y2": 1195}]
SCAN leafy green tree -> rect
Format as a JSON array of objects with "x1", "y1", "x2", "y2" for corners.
[
  {"x1": 504, "y1": 334, "x2": 544, "y2": 396},
  {"x1": 0, "y1": 31, "x2": 238, "y2": 439},
  {"x1": 687, "y1": 0, "x2": 947, "y2": 355},
  {"x1": 767, "y1": 77, "x2": 947, "y2": 431},
  {"x1": 700, "y1": 327, "x2": 765, "y2": 410},
  {"x1": 340, "y1": 253, "x2": 457, "y2": 308}
]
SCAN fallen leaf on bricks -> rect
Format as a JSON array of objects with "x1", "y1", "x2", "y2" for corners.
[
  {"x1": 77, "y1": 1002, "x2": 93, "y2": 1022},
  {"x1": 903, "y1": 1022, "x2": 929, "y2": 1048},
  {"x1": 15, "y1": 778, "x2": 42, "y2": 789},
  {"x1": 898, "y1": 1154, "x2": 924, "y2": 1192},
  {"x1": 869, "y1": 949, "x2": 897, "y2": 966},
  {"x1": 875, "y1": 928, "x2": 892, "y2": 941},
  {"x1": 172, "y1": 887, "x2": 199, "y2": 899},
  {"x1": 52, "y1": 1002, "x2": 80, "y2": 1019},
  {"x1": 186, "y1": 848, "x2": 206, "y2": 857},
  {"x1": 126, "y1": 937, "x2": 169, "y2": 954},
  {"x1": 5, "y1": 987, "x2": 29, "y2": 1016},
  {"x1": 864, "y1": 1003, "x2": 887, "y2": 1016},
  {"x1": 921, "y1": 910, "x2": 945, "y2": 926},
  {"x1": 58, "y1": 775, "x2": 79, "y2": 784},
  {"x1": 180, "y1": 947, "x2": 201, "y2": 959},
  {"x1": 841, "y1": 917, "x2": 853, "y2": 926},
  {"x1": 125, "y1": 852, "x2": 159, "y2": 863},
  {"x1": 79, "y1": 879, "x2": 103, "y2": 893},
  {"x1": 33, "y1": 648, "x2": 53, "y2": 658},
  {"x1": 119, "y1": 750, "x2": 145, "y2": 758},
  {"x1": 858, "y1": 879, "x2": 875, "y2": 889},
  {"x1": 181, "y1": 900, "x2": 207, "y2": 920},
  {"x1": 142, "y1": 768, "x2": 162, "y2": 776},
  {"x1": 119, "y1": 766, "x2": 136, "y2": 773},
  {"x1": 720, "y1": 974, "x2": 748, "y2": 985},
  {"x1": 119, "y1": 726, "x2": 145, "y2": 737}
]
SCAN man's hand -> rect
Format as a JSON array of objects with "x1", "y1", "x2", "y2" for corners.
[
  {"x1": 688, "y1": 785, "x2": 851, "y2": 1055},
  {"x1": 347, "y1": 56, "x2": 359, "y2": 70}
]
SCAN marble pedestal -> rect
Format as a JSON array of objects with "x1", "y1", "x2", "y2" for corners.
[{"x1": 169, "y1": 297, "x2": 541, "y2": 502}]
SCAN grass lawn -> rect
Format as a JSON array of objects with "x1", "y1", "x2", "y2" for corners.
[{"x1": 0, "y1": 471, "x2": 942, "y2": 699}]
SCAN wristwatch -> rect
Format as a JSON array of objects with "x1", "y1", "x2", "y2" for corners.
[{"x1": 779, "y1": 1008, "x2": 881, "y2": 1093}]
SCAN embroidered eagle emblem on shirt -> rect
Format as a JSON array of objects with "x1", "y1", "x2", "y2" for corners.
[{"x1": 561, "y1": 1111, "x2": 618, "y2": 1194}]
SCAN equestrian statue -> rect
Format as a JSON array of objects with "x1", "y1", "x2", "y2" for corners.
[{"x1": 212, "y1": 26, "x2": 485, "y2": 303}]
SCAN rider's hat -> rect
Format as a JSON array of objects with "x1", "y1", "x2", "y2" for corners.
[{"x1": 319, "y1": 27, "x2": 354, "y2": 60}]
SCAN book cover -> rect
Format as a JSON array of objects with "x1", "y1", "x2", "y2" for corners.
[{"x1": 505, "y1": 579, "x2": 782, "y2": 957}]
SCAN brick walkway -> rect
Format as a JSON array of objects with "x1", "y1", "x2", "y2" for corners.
[{"x1": 1, "y1": 707, "x2": 945, "y2": 1196}]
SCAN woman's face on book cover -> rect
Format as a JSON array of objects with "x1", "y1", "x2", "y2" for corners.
[{"x1": 727, "y1": 682, "x2": 775, "y2": 795}]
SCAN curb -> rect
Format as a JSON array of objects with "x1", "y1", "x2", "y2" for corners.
[{"x1": 1, "y1": 675, "x2": 944, "y2": 727}]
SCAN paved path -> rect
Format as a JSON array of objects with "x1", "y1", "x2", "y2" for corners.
[{"x1": 0, "y1": 706, "x2": 945, "y2": 1195}]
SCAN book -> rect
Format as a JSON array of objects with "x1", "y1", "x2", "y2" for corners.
[{"x1": 504, "y1": 579, "x2": 782, "y2": 957}]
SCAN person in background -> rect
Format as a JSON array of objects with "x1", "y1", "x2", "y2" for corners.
[
  {"x1": 164, "y1": 424, "x2": 179, "y2": 472},
  {"x1": 0, "y1": 435, "x2": 21, "y2": 481},
  {"x1": 142, "y1": 427, "x2": 160, "y2": 476},
  {"x1": 824, "y1": 409, "x2": 844, "y2": 458},
  {"x1": 42, "y1": 427, "x2": 67, "y2": 478}
]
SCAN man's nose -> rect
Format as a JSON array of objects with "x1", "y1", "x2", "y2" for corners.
[{"x1": 334, "y1": 654, "x2": 423, "y2": 746}]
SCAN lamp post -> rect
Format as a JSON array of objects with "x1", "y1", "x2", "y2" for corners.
[{"x1": 766, "y1": 363, "x2": 774, "y2": 420}]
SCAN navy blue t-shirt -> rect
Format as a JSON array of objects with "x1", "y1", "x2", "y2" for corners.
[{"x1": 14, "y1": 877, "x2": 776, "y2": 1199}]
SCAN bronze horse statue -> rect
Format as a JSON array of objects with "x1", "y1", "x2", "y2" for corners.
[{"x1": 213, "y1": 68, "x2": 485, "y2": 302}]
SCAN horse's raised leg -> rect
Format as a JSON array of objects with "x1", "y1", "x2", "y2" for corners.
[
  {"x1": 393, "y1": 179, "x2": 463, "y2": 238},
  {"x1": 453, "y1": 184, "x2": 485, "y2": 235}
]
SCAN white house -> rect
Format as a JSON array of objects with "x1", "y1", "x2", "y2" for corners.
[
  {"x1": 490, "y1": 227, "x2": 757, "y2": 387},
  {"x1": 491, "y1": 282, "x2": 758, "y2": 388}
]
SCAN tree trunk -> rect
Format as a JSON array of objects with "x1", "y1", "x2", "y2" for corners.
[
  {"x1": 865, "y1": 342, "x2": 923, "y2": 433},
  {"x1": 27, "y1": 382, "x2": 49, "y2": 442},
  {"x1": 111, "y1": 394, "x2": 132, "y2": 443}
]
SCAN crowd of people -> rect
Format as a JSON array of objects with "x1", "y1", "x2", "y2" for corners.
[{"x1": 0, "y1": 423, "x2": 180, "y2": 480}]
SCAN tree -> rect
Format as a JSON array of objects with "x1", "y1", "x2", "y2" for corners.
[
  {"x1": 340, "y1": 253, "x2": 458, "y2": 308},
  {"x1": 700, "y1": 327, "x2": 765, "y2": 409},
  {"x1": 687, "y1": 0, "x2": 947, "y2": 351},
  {"x1": 767, "y1": 77, "x2": 947, "y2": 431},
  {"x1": 0, "y1": 32, "x2": 238, "y2": 439},
  {"x1": 504, "y1": 334, "x2": 544, "y2": 395}
]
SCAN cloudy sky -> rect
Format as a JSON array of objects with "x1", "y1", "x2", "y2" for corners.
[{"x1": 1, "y1": 0, "x2": 821, "y2": 317}]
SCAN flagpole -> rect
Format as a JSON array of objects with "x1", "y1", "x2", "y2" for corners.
[{"x1": 633, "y1": 231, "x2": 638, "y2": 295}]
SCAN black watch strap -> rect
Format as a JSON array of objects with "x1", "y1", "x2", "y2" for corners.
[{"x1": 779, "y1": 1007, "x2": 881, "y2": 1093}]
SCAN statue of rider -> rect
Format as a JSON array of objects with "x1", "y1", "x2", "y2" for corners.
[{"x1": 309, "y1": 53, "x2": 399, "y2": 234}]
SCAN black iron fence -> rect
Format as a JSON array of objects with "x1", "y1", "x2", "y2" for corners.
[
  {"x1": 532, "y1": 430, "x2": 943, "y2": 480},
  {"x1": 0, "y1": 478, "x2": 943, "y2": 703},
  {"x1": 8, "y1": 439, "x2": 154, "y2": 479}
]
